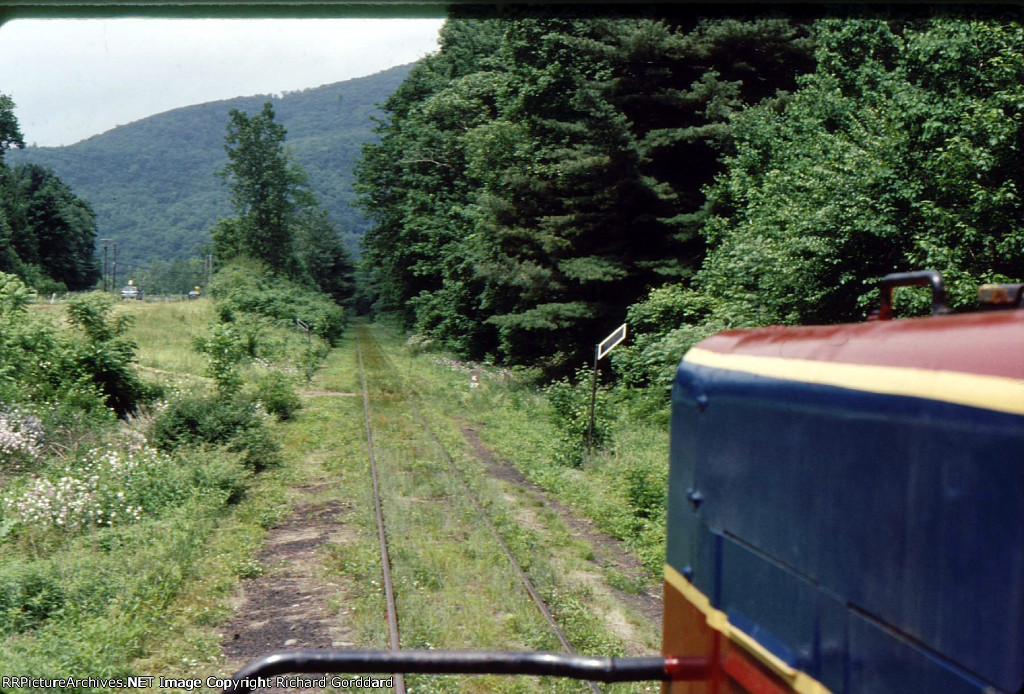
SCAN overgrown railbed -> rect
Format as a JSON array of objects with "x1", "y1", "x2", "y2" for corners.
[
  {"x1": 0, "y1": 274, "x2": 322, "y2": 688},
  {"x1": 399, "y1": 326, "x2": 670, "y2": 578},
  {"x1": 0, "y1": 291, "x2": 665, "y2": 690}
]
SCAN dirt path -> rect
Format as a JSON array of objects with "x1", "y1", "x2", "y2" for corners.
[{"x1": 219, "y1": 491, "x2": 359, "y2": 688}]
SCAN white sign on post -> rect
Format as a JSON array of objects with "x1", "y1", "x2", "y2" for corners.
[
  {"x1": 597, "y1": 323, "x2": 627, "y2": 360},
  {"x1": 588, "y1": 323, "x2": 627, "y2": 455}
]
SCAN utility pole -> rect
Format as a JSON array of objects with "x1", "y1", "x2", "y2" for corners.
[{"x1": 100, "y1": 238, "x2": 112, "y2": 292}]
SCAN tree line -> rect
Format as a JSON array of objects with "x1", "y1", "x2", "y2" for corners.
[
  {"x1": 0, "y1": 95, "x2": 100, "y2": 293},
  {"x1": 355, "y1": 13, "x2": 1023, "y2": 383}
]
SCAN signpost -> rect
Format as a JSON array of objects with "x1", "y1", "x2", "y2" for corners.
[
  {"x1": 296, "y1": 318, "x2": 312, "y2": 345},
  {"x1": 588, "y1": 324, "x2": 627, "y2": 454}
]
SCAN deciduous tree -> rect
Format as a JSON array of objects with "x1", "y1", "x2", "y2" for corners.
[{"x1": 215, "y1": 102, "x2": 309, "y2": 276}]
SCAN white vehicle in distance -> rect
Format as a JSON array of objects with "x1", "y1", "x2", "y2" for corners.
[{"x1": 120, "y1": 282, "x2": 142, "y2": 300}]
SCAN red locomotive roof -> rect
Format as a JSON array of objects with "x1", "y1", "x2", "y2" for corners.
[{"x1": 697, "y1": 310, "x2": 1024, "y2": 381}]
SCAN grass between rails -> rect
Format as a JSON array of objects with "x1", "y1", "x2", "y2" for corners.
[
  {"x1": 348, "y1": 329, "x2": 579, "y2": 694},
  {"x1": 373, "y1": 324, "x2": 669, "y2": 578},
  {"x1": 351, "y1": 324, "x2": 661, "y2": 694}
]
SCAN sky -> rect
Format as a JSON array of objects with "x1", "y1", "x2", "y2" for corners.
[{"x1": 0, "y1": 18, "x2": 446, "y2": 147}]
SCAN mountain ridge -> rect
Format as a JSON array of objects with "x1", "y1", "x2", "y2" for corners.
[{"x1": 7, "y1": 63, "x2": 413, "y2": 271}]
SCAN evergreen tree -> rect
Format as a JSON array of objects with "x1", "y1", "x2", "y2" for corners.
[
  {"x1": 357, "y1": 18, "x2": 506, "y2": 355},
  {"x1": 356, "y1": 16, "x2": 814, "y2": 368},
  {"x1": 471, "y1": 17, "x2": 812, "y2": 366},
  {"x1": 9, "y1": 164, "x2": 101, "y2": 290},
  {"x1": 295, "y1": 207, "x2": 355, "y2": 304},
  {"x1": 0, "y1": 164, "x2": 100, "y2": 291}
]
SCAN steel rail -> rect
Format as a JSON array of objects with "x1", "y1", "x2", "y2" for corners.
[
  {"x1": 223, "y1": 649, "x2": 710, "y2": 693},
  {"x1": 361, "y1": 326, "x2": 603, "y2": 694},
  {"x1": 355, "y1": 326, "x2": 406, "y2": 694}
]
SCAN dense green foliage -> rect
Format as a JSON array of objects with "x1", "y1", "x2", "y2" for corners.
[
  {"x1": 6, "y1": 65, "x2": 411, "y2": 275},
  {"x1": 64, "y1": 293, "x2": 157, "y2": 415},
  {"x1": 210, "y1": 261, "x2": 347, "y2": 343},
  {"x1": 616, "y1": 16, "x2": 1024, "y2": 386},
  {"x1": 357, "y1": 15, "x2": 813, "y2": 370},
  {"x1": 0, "y1": 276, "x2": 152, "y2": 417},
  {"x1": 544, "y1": 367, "x2": 613, "y2": 468},
  {"x1": 0, "y1": 96, "x2": 100, "y2": 292},
  {"x1": 211, "y1": 101, "x2": 355, "y2": 315},
  {"x1": 150, "y1": 394, "x2": 281, "y2": 472}
]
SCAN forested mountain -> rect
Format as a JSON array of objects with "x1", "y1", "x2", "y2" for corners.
[{"x1": 7, "y1": 63, "x2": 413, "y2": 273}]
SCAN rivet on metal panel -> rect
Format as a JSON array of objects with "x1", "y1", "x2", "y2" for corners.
[
  {"x1": 682, "y1": 565, "x2": 695, "y2": 581},
  {"x1": 686, "y1": 488, "x2": 705, "y2": 510}
]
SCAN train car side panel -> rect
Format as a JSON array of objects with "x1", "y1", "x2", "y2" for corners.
[{"x1": 663, "y1": 310, "x2": 1024, "y2": 694}]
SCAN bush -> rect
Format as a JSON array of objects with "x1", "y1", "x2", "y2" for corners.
[
  {"x1": 0, "y1": 277, "x2": 152, "y2": 419},
  {"x1": 254, "y1": 370, "x2": 301, "y2": 421},
  {"x1": 210, "y1": 261, "x2": 347, "y2": 343},
  {"x1": 193, "y1": 322, "x2": 247, "y2": 394},
  {"x1": 182, "y1": 448, "x2": 252, "y2": 505},
  {"x1": 0, "y1": 561, "x2": 66, "y2": 635},
  {"x1": 65, "y1": 293, "x2": 153, "y2": 416},
  {"x1": 150, "y1": 394, "x2": 281, "y2": 471}
]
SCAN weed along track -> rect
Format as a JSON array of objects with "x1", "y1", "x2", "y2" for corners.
[
  {"x1": 355, "y1": 330, "x2": 406, "y2": 694},
  {"x1": 216, "y1": 324, "x2": 658, "y2": 693},
  {"x1": 410, "y1": 406, "x2": 603, "y2": 694},
  {"x1": 351, "y1": 324, "x2": 659, "y2": 694}
]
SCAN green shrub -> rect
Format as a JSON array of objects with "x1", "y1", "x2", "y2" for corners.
[
  {"x1": 0, "y1": 562, "x2": 65, "y2": 635},
  {"x1": 150, "y1": 394, "x2": 280, "y2": 471},
  {"x1": 193, "y1": 322, "x2": 247, "y2": 394},
  {"x1": 254, "y1": 370, "x2": 301, "y2": 421},
  {"x1": 230, "y1": 424, "x2": 282, "y2": 472},
  {"x1": 182, "y1": 448, "x2": 252, "y2": 505},
  {"x1": 624, "y1": 457, "x2": 668, "y2": 523},
  {"x1": 211, "y1": 261, "x2": 347, "y2": 343},
  {"x1": 65, "y1": 293, "x2": 152, "y2": 416},
  {"x1": 0, "y1": 278, "x2": 154, "y2": 419},
  {"x1": 299, "y1": 340, "x2": 330, "y2": 383}
]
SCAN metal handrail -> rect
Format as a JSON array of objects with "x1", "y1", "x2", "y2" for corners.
[{"x1": 224, "y1": 650, "x2": 710, "y2": 693}]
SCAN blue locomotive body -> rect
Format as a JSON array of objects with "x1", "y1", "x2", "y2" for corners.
[{"x1": 663, "y1": 309, "x2": 1024, "y2": 694}]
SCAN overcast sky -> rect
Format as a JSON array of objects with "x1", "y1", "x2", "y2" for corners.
[{"x1": 0, "y1": 18, "x2": 446, "y2": 147}]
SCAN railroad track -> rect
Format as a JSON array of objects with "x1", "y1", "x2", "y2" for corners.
[
  {"x1": 354, "y1": 324, "x2": 602, "y2": 694},
  {"x1": 355, "y1": 330, "x2": 406, "y2": 694}
]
